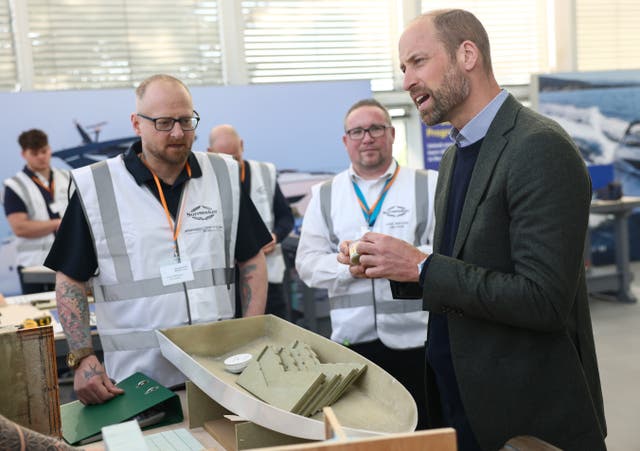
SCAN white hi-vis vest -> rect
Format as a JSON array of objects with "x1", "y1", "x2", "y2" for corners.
[
  {"x1": 3, "y1": 168, "x2": 71, "y2": 267},
  {"x1": 246, "y1": 160, "x2": 286, "y2": 283},
  {"x1": 296, "y1": 165, "x2": 437, "y2": 349},
  {"x1": 73, "y1": 152, "x2": 240, "y2": 386}
]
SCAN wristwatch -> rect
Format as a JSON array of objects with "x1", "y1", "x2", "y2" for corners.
[{"x1": 66, "y1": 347, "x2": 94, "y2": 370}]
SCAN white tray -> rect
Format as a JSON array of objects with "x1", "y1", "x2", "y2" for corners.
[{"x1": 156, "y1": 315, "x2": 417, "y2": 440}]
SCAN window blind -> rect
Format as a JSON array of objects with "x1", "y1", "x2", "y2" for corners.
[
  {"x1": 0, "y1": 0, "x2": 17, "y2": 91},
  {"x1": 25, "y1": 0, "x2": 223, "y2": 90},
  {"x1": 576, "y1": 0, "x2": 640, "y2": 71},
  {"x1": 241, "y1": 0, "x2": 395, "y2": 91}
]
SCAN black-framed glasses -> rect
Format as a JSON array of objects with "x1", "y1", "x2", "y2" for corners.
[
  {"x1": 137, "y1": 111, "x2": 200, "y2": 131},
  {"x1": 345, "y1": 124, "x2": 392, "y2": 140}
]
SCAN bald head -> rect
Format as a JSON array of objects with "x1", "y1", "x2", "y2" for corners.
[{"x1": 208, "y1": 124, "x2": 244, "y2": 162}]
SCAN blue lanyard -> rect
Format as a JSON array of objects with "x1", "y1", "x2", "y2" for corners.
[{"x1": 351, "y1": 164, "x2": 399, "y2": 227}]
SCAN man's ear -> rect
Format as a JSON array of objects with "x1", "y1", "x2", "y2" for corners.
[
  {"x1": 130, "y1": 113, "x2": 142, "y2": 137},
  {"x1": 458, "y1": 40, "x2": 479, "y2": 71}
]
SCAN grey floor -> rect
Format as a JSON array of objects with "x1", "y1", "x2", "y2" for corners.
[{"x1": 590, "y1": 263, "x2": 640, "y2": 451}]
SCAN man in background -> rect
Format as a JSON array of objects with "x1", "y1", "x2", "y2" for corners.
[
  {"x1": 296, "y1": 99, "x2": 437, "y2": 429},
  {"x1": 2, "y1": 129, "x2": 70, "y2": 293},
  {"x1": 45, "y1": 74, "x2": 270, "y2": 405},
  {"x1": 209, "y1": 124, "x2": 294, "y2": 319}
]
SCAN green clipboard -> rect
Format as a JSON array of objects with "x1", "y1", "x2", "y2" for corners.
[{"x1": 61, "y1": 372, "x2": 183, "y2": 445}]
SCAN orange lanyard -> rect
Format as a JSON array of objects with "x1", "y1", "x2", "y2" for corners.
[
  {"x1": 142, "y1": 160, "x2": 192, "y2": 252},
  {"x1": 240, "y1": 160, "x2": 246, "y2": 183},
  {"x1": 31, "y1": 174, "x2": 54, "y2": 200}
]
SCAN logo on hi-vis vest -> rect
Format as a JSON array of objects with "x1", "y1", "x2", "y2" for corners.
[
  {"x1": 383, "y1": 205, "x2": 409, "y2": 217},
  {"x1": 187, "y1": 205, "x2": 217, "y2": 221}
]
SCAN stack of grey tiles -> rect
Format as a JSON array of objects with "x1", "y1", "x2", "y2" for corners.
[{"x1": 236, "y1": 340, "x2": 367, "y2": 417}]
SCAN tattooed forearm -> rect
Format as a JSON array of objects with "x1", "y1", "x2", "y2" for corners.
[
  {"x1": 0, "y1": 414, "x2": 76, "y2": 450},
  {"x1": 239, "y1": 263, "x2": 256, "y2": 313},
  {"x1": 238, "y1": 251, "x2": 267, "y2": 316},
  {"x1": 56, "y1": 273, "x2": 91, "y2": 350}
]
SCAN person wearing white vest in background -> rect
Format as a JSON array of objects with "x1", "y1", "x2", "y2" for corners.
[
  {"x1": 2, "y1": 129, "x2": 71, "y2": 294},
  {"x1": 44, "y1": 74, "x2": 271, "y2": 405},
  {"x1": 295, "y1": 99, "x2": 437, "y2": 429},
  {"x1": 208, "y1": 124, "x2": 294, "y2": 320}
]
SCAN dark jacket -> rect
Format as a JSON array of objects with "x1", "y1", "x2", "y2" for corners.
[{"x1": 423, "y1": 94, "x2": 606, "y2": 450}]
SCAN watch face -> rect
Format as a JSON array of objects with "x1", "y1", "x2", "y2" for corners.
[{"x1": 67, "y1": 354, "x2": 77, "y2": 368}]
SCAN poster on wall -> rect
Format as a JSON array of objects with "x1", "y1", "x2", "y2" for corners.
[
  {"x1": 532, "y1": 69, "x2": 640, "y2": 265},
  {"x1": 421, "y1": 122, "x2": 453, "y2": 170}
]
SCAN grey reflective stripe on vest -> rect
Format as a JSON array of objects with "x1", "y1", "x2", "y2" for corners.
[
  {"x1": 7, "y1": 176, "x2": 36, "y2": 218},
  {"x1": 258, "y1": 162, "x2": 275, "y2": 204},
  {"x1": 90, "y1": 161, "x2": 135, "y2": 283},
  {"x1": 414, "y1": 170, "x2": 429, "y2": 246},
  {"x1": 207, "y1": 154, "x2": 234, "y2": 286},
  {"x1": 16, "y1": 241, "x2": 48, "y2": 252},
  {"x1": 330, "y1": 292, "x2": 423, "y2": 314},
  {"x1": 319, "y1": 179, "x2": 339, "y2": 246},
  {"x1": 98, "y1": 267, "x2": 234, "y2": 302},
  {"x1": 100, "y1": 330, "x2": 159, "y2": 352}
]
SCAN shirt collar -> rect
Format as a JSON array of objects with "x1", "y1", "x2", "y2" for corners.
[
  {"x1": 122, "y1": 140, "x2": 202, "y2": 186},
  {"x1": 348, "y1": 159, "x2": 398, "y2": 183},
  {"x1": 450, "y1": 89, "x2": 509, "y2": 147},
  {"x1": 23, "y1": 165, "x2": 51, "y2": 183}
]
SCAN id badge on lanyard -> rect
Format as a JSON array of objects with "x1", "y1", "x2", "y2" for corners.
[{"x1": 160, "y1": 256, "x2": 195, "y2": 286}]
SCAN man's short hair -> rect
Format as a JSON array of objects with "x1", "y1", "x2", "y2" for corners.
[
  {"x1": 18, "y1": 129, "x2": 48, "y2": 151},
  {"x1": 135, "y1": 74, "x2": 190, "y2": 101},
  {"x1": 428, "y1": 9, "x2": 493, "y2": 75},
  {"x1": 344, "y1": 99, "x2": 392, "y2": 130}
]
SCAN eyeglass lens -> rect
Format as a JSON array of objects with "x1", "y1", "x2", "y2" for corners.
[
  {"x1": 155, "y1": 117, "x2": 198, "y2": 131},
  {"x1": 348, "y1": 125, "x2": 388, "y2": 140}
]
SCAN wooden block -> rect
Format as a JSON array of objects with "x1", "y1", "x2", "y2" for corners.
[
  {"x1": 246, "y1": 427, "x2": 457, "y2": 451},
  {"x1": 0, "y1": 325, "x2": 61, "y2": 437},
  {"x1": 203, "y1": 418, "x2": 238, "y2": 451}
]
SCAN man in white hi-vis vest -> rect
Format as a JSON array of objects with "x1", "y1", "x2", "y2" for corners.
[
  {"x1": 45, "y1": 75, "x2": 271, "y2": 405},
  {"x1": 2, "y1": 128, "x2": 71, "y2": 294},
  {"x1": 208, "y1": 124, "x2": 294, "y2": 319},
  {"x1": 295, "y1": 99, "x2": 437, "y2": 429}
]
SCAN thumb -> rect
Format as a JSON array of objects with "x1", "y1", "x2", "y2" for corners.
[{"x1": 104, "y1": 376, "x2": 125, "y2": 395}]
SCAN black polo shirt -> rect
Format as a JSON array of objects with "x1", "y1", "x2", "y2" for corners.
[
  {"x1": 45, "y1": 141, "x2": 272, "y2": 281},
  {"x1": 3, "y1": 166, "x2": 61, "y2": 219},
  {"x1": 242, "y1": 162, "x2": 294, "y2": 243}
]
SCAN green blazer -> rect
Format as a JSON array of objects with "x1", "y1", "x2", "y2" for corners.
[{"x1": 423, "y1": 94, "x2": 606, "y2": 450}]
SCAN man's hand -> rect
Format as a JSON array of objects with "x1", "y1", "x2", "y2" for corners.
[
  {"x1": 73, "y1": 355, "x2": 124, "y2": 405},
  {"x1": 353, "y1": 232, "x2": 428, "y2": 282},
  {"x1": 337, "y1": 239, "x2": 369, "y2": 279},
  {"x1": 262, "y1": 233, "x2": 277, "y2": 255}
]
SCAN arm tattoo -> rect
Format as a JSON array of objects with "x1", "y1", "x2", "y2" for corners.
[
  {"x1": 239, "y1": 263, "x2": 256, "y2": 313},
  {"x1": 0, "y1": 414, "x2": 75, "y2": 450},
  {"x1": 57, "y1": 279, "x2": 91, "y2": 350}
]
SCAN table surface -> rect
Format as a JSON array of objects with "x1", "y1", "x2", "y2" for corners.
[{"x1": 590, "y1": 195, "x2": 640, "y2": 213}]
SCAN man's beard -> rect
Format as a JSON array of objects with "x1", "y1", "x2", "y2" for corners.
[{"x1": 422, "y1": 65, "x2": 470, "y2": 126}]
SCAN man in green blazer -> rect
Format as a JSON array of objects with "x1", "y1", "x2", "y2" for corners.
[{"x1": 338, "y1": 9, "x2": 607, "y2": 451}]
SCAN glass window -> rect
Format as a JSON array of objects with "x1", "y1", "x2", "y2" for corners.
[
  {"x1": 24, "y1": 0, "x2": 223, "y2": 90},
  {"x1": 241, "y1": 0, "x2": 395, "y2": 91},
  {"x1": 0, "y1": 0, "x2": 18, "y2": 91},
  {"x1": 576, "y1": 0, "x2": 640, "y2": 71}
]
